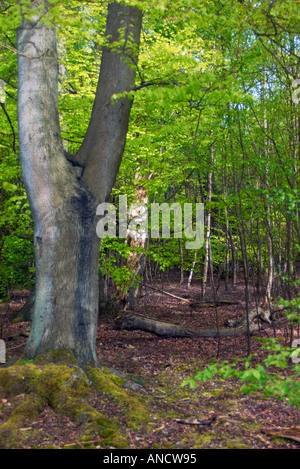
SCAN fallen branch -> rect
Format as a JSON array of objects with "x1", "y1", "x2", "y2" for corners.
[
  {"x1": 262, "y1": 426, "x2": 300, "y2": 444},
  {"x1": 189, "y1": 300, "x2": 242, "y2": 308},
  {"x1": 63, "y1": 439, "x2": 103, "y2": 448},
  {"x1": 143, "y1": 285, "x2": 241, "y2": 307},
  {"x1": 175, "y1": 417, "x2": 216, "y2": 426},
  {"x1": 143, "y1": 284, "x2": 190, "y2": 302}
]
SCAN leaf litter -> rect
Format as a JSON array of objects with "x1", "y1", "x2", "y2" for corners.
[{"x1": 0, "y1": 279, "x2": 299, "y2": 449}]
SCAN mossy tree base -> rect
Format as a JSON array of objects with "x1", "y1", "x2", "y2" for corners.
[{"x1": 0, "y1": 349, "x2": 149, "y2": 449}]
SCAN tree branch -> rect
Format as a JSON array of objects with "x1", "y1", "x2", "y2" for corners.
[
  {"x1": 76, "y1": 3, "x2": 143, "y2": 202},
  {"x1": 0, "y1": 102, "x2": 16, "y2": 153}
]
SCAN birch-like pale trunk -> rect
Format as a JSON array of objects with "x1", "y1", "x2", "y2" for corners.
[
  {"x1": 17, "y1": 1, "x2": 142, "y2": 367},
  {"x1": 187, "y1": 250, "x2": 197, "y2": 289},
  {"x1": 117, "y1": 180, "x2": 149, "y2": 310},
  {"x1": 202, "y1": 144, "x2": 213, "y2": 299}
]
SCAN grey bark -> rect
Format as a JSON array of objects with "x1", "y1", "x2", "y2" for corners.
[{"x1": 17, "y1": 1, "x2": 143, "y2": 367}]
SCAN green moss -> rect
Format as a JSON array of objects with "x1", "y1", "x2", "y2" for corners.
[
  {"x1": 191, "y1": 433, "x2": 213, "y2": 448},
  {"x1": 153, "y1": 441, "x2": 174, "y2": 449},
  {"x1": 88, "y1": 367, "x2": 149, "y2": 428},
  {"x1": 224, "y1": 439, "x2": 249, "y2": 449},
  {"x1": 0, "y1": 363, "x2": 41, "y2": 397},
  {"x1": 0, "y1": 356, "x2": 146, "y2": 449},
  {"x1": 34, "y1": 364, "x2": 90, "y2": 411},
  {"x1": 10, "y1": 395, "x2": 43, "y2": 422},
  {"x1": 79, "y1": 410, "x2": 128, "y2": 449},
  {"x1": 76, "y1": 405, "x2": 104, "y2": 426},
  {"x1": 32, "y1": 349, "x2": 78, "y2": 366},
  {"x1": 63, "y1": 399, "x2": 129, "y2": 449},
  {"x1": 0, "y1": 395, "x2": 45, "y2": 448},
  {"x1": 0, "y1": 360, "x2": 93, "y2": 448},
  {"x1": 202, "y1": 388, "x2": 225, "y2": 398}
]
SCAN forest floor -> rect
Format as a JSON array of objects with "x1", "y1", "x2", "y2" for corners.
[{"x1": 0, "y1": 277, "x2": 299, "y2": 450}]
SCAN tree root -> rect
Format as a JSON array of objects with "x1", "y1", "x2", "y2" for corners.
[{"x1": 0, "y1": 350, "x2": 149, "y2": 449}]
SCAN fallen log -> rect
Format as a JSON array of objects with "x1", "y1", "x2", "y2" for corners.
[
  {"x1": 114, "y1": 308, "x2": 273, "y2": 339},
  {"x1": 189, "y1": 300, "x2": 242, "y2": 308},
  {"x1": 225, "y1": 306, "x2": 271, "y2": 327}
]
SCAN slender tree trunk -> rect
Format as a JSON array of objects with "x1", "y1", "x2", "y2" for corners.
[
  {"x1": 227, "y1": 220, "x2": 237, "y2": 290},
  {"x1": 256, "y1": 220, "x2": 263, "y2": 296},
  {"x1": 263, "y1": 209, "x2": 274, "y2": 307},
  {"x1": 285, "y1": 214, "x2": 293, "y2": 300},
  {"x1": 179, "y1": 239, "x2": 184, "y2": 285},
  {"x1": 238, "y1": 216, "x2": 251, "y2": 356},
  {"x1": 17, "y1": 2, "x2": 143, "y2": 367},
  {"x1": 261, "y1": 68, "x2": 275, "y2": 307},
  {"x1": 187, "y1": 250, "x2": 197, "y2": 289},
  {"x1": 202, "y1": 145, "x2": 213, "y2": 299},
  {"x1": 224, "y1": 206, "x2": 230, "y2": 292}
]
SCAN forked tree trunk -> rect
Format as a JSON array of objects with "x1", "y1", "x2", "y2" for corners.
[{"x1": 17, "y1": 1, "x2": 143, "y2": 367}]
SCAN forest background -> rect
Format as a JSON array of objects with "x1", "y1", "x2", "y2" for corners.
[{"x1": 0, "y1": 0, "x2": 299, "y2": 449}]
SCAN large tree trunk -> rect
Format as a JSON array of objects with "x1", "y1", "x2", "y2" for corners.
[{"x1": 17, "y1": 1, "x2": 143, "y2": 367}]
